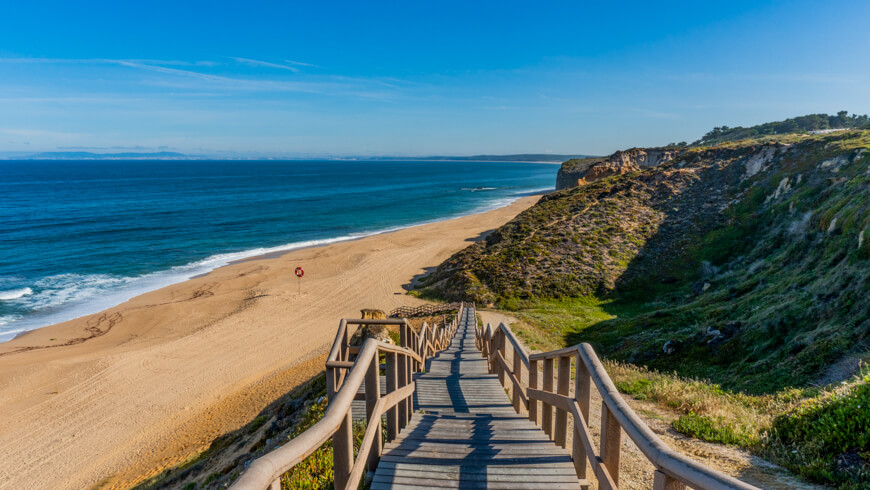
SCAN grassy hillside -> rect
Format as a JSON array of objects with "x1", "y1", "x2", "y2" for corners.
[
  {"x1": 693, "y1": 111, "x2": 869, "y2": 146},
  {"x1": 418, "y1": 130, "x2": 870, "y2": 486}
]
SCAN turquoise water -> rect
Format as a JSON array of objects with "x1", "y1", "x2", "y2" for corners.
[{"x1": 0, "y1": 159, "x2": 556, "y2": 340}]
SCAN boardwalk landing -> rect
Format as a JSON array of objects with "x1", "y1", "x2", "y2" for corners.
[{"x1": 371, "y1": 307, "x2": 580, "y2": 489}]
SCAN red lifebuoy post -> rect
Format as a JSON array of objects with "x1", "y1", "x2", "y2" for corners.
[{"x1": 295, "y1": 266, "x2": 304, "y2": 295}]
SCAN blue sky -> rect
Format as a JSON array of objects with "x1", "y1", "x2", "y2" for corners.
[{"x1": 1, "y1": 0, "x2": 868, "y2": 156}]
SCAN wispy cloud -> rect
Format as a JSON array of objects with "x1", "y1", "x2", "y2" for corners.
[
  {"x1": 284, "y1": 59, "x2": 319, "y2": 68},
  {"x1": 231, "y1": 57, "x2": 300, "y2": 72},
  {"x1": 0, "y1": 56, "x2": 402, "y2": 100},
  {"x1": 0, "y1": 57, "x2": 219, "y2": 67},
  {"x1": 106, "y1": 59, "x2": 232, "y2": 82}
]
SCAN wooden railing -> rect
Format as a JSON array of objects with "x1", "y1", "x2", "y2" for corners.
[
  {"x1": 389, "y1": 302, "x2": 461, "y2": 318},
  {"x1": 476, "y1": 322, "x2": 758, "y2": 490},
  {"x1": 231, "y1": 304, "x2": 466, "y2": 490}
]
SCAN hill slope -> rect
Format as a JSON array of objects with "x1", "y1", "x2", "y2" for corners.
[
  {"x1": 422, "y1": 131, "x2": 870, "y2": 391},
  {"x1": 418, "y1": 130, "x2": 870, "y2": 486}
]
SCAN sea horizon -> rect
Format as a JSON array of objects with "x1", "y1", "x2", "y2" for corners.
[{"x1": 0, "y1": 159, "x2": 556, "y2": 341}]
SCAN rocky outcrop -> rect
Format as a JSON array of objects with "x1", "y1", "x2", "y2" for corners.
[{"x1": 556, "y1": 148, "x2": 685, "y2": 190}]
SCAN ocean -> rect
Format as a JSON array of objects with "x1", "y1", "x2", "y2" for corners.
[{"x1": 0, "y1": 159, "x2": 556, "y2": 341}]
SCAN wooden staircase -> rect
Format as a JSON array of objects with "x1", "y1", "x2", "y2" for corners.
[
  {"x1": 371, "y1": 306, "x2": 580, "y2": 489},
  {"x1": 232, "y1": 303, "x2": 758, "y2": 490}
]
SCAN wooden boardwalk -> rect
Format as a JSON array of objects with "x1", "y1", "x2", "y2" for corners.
[
  {"x1": 234, "y1": 305, "x2": 756, "y2": 490},
  {"x1": 371, "y1": 306, "x2": 580, "y2": 489}
]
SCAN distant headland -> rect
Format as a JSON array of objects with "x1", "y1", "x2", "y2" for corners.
[{"x1": 1, "y1": 151, "x2": 596, "y2": 162}]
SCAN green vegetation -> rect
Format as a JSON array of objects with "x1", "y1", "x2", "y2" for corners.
[
  {"x1": 694, "y1": 111, "x2": 869, "y2": 146},
  {"x1": 558, "y1": 156, "x2": 604, "y2": 175},
  {"x1": 672, "y1": 412, "x2": 757, "y2": 447},
  {"x1": 133, "y1": 375, "x2": 352, "y2": 490},
  {"x1": 423, "y1": 128, "x2": 870, "y2": 486},
  {"x1": 767, "y1": 369, "x2": 870, "y2": 487},
  {"x1": 279, "y1": 398, "x2": 369, "y2": 489}
]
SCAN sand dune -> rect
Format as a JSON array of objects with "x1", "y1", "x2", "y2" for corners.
[{"x1": 0, "y1": 196, "x2": 539, "y2": 490}]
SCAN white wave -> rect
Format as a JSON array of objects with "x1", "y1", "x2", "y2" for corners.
[
  {"x1": 0, "y1": 287, "x2": 33, "y2": 301},
  {"x1": 0, "y1": 316, "x2": 24, "y2": 342},
  {"x1": 0, "y1": 185, "x2": 555, "y2": 342},
  {"x1": 0, "y1": 233, "x2": 396, "y2": 340},
  {"x1": 0, "y1": 315, "x2": 21, "y2": 326}
]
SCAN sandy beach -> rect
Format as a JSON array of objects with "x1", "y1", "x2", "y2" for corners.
[{"x1": 0, "y1": 195, "x2": 539, "y2": 490}]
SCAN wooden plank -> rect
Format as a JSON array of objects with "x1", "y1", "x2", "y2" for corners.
[
  {"x1": 600, "y1": 401, "x2": 622, "y2": 487},
  {"x1": 372, "y1": 307, "x2": 580, "y2": 488},
  {"x1": 542, "y1": 358, "x2": 554, "y2": 438},
  {"x1": 372, "y1": 478, "x2": 580, "y2": 490},
  {"x1": 555, "y1": 355, "x2": 571, "y2": 448},
  {"x1": 654, "y1": 470, "x2": 688, "y2": 490},
  {"x1": 376, "y1": 461, "x2": 579, "y2": 475},
  {"x1": 574, "y1": 352, "x2": 590, "y2": 481}
]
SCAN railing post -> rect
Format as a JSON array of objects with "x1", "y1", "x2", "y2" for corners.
[
  {"x1": 398, "y1": 325, "x2": 409, "y2": 432},
  {"x1": 333, "y1": 410, "x2": 353, "y2": 490},
  {"x1": 335, "y1": 326, "x2": 350, "y2": 392},
  {"x1": 326, "y1": 365, "x2": 336, "y2": 402},
  {"x1": 529, "y1": 359, "x2": 538, "y2": 424},
  {"x1": 497, "y1": 330, "x2": 506, "y2": 388},
  {"x1": 405, "y1": 352, "x2": 413, "y2": 425},
  {"x1": 542, "y1": 358, "x2": 554, "y2": 438},
  {"x1": 512, "y1": 346, "x2": 523, "y2": 413},
  {"x1": 385, "y1": 352, "x2": 398, "y2": 440},
  {"x1": 600, "y1": 401, "x2": 622, "y2": 487},
  {"x1": 365, "y1": 351, "x2": 382, "y2": 473},
  {"x1": 555, "y1": 355, "x2": 571, "y2": 448},
  {"x1": 573, "y1": 352, "x2": 591, "y2": 481},
  {"x1": 653, "y1": 470, "x2": 687, "y2": 490},
  {"x1": 398, "y1": 354, "x2": 409, "y2": 432},
  {"x1": 488, "y1": 327, "x2": 498, "y2": 374}
]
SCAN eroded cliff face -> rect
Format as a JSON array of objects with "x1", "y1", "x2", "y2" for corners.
[
  {"x1": 556, "y1": 148, "x2": 685, "y2": 190},
  {"x1": 419, "y1": 131, "x2": 870, "y2": 393}
]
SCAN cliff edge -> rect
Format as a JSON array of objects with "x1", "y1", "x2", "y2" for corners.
[{"x1": 555, "y1": 147, "x2": 685, "y2": 190}]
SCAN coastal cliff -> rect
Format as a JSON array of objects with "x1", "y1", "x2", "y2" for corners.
[
  {"x1": 555, "y1": 147, "x2": 684, "y2": 190},
  {"x1": 421, "y1": 130, "x2": 870, "y2": 392},
  {"x1": 418, "y1": 129, "x2": 870, "y2": 486}
]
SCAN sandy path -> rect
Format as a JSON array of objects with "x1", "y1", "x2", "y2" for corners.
[
  {"x1": 477, "y1": 311, "x2": 818, "y2": 490},
  {"x1": 0, "y1": 196, "x2": 539, "y2": 490}
]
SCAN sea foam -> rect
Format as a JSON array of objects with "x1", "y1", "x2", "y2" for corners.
[{"x1": 0, "y1": 287, "x2": 33, "y2": 301}]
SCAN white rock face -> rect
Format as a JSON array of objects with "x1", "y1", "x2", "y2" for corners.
[
  {"x1": 743, "y1": 145, "x2": 779, "y2": 179},
  {"x1": 767, "y1": 176, "x2": 792, "y2": 202},
  {"x1": 820, "y1": 155, "x2": 850, "y2": 173}
]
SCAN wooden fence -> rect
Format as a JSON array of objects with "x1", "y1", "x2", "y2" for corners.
[
  {"x1": 231, "y1": 304, "x2": 466, "y2": 490},
  {"x1": 476, "y1": 322, "x2": 759, "y2": 490},
  {"x1": 389, "y1": 302, "x2": 461, "y2": 318}
]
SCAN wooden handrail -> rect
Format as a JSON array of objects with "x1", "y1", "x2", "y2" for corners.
[
  {"x1": 389, "y1": 302, "x2": 461, "y2": 318},
  {"x1": 476, "y1": 321, "x2": 758, "y2": 490},
  {"x1": 232, "y1": 302, "x2": 468, "y2": 490},
  {"x1": 232, "y1": 338, "x2": 382, "y2": 489}
]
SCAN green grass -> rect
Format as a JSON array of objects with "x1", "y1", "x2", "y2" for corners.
[
  {"x1": 672, "y1": 412, "x2": 757, "y2": 447},
  {"x1": 503, "y1": 297, "x2": 870, "y2": 487},
  {"x1": 279, "y1": 396, "x2": 375, "y2": 489},
  {"x1": 765, "y1": 370, "x2": 870, "y2": 487}
]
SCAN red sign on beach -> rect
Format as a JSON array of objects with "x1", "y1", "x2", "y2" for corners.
[{"x1": 295, "y1": 267, "x2": 304, "y2": 278}]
